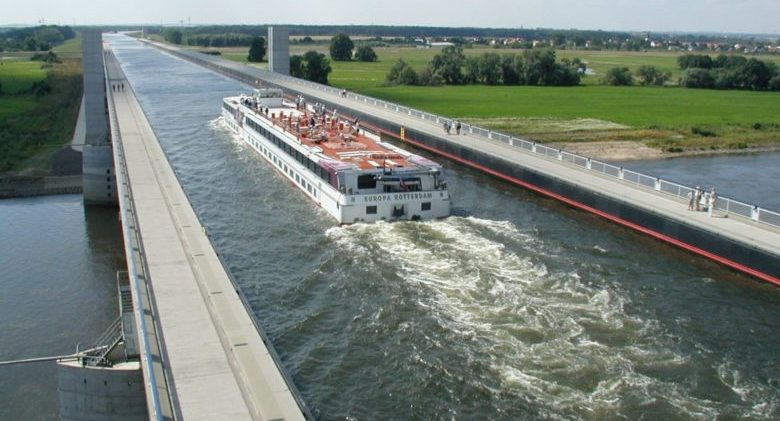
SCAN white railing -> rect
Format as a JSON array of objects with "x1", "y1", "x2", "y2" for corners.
[
  {"x1": 145, "y1": 39, "x2": 780, "y2": 230},
  {"x1": 302, "y1": 83, "x2": 780, "y2": 228}
]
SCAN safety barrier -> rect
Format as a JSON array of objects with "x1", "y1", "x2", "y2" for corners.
[
  {"x1": 275, "y1": 71, "x2": 780, "y2": 228},
  {"x1": 142, "y1": 39, "x2": 780, "y2": 230},
  {"x1": 105, "y1": 50, "x2": 176, "y2": 421}
]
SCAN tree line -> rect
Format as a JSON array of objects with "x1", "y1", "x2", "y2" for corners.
[
  {"x1": 0, "y1": 25, "x2": 75, "y2": 52},
  {"x1": 677, "y1": 54, "x2": 780, "y2": 91},
  {"x1": 386, "y1": 46, "x2": 584, "y2": 87},
  {"x1": 163, "y1": 29, "x2": 255, "y2": 47},
  {"x1": 602, "y1": 54, "x2": 780, "y2": 90},
  {"x1": 151, "y1": 25, "x2": 630, "y2": 43}
]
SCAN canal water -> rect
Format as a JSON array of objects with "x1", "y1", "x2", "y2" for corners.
[
  {"x1": 3, "y1": 33, "x2": 777, "y2": 419},
  {"x1": 616, "y1": 153, "x2": 780, "y2": 211},
  {"x1": 108, "y1": 35, "x2": 780, "y2": 420},
  {"x1": 0, "y1": 195, "x2": 123, "y2": 420}
]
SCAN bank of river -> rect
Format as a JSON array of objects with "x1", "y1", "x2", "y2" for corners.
[
  {"x1": 553, "y1": 140, "x2": 780, "y2": 162},
  {"x1": 0, "y1": 195, "x2": 122, "y2": 420}
]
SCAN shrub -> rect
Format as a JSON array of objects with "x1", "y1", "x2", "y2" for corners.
[
  {"x1": 355, "y1": 46, "x2": 378, "y2": 62},
  {"x1": 769, "y1": 75, "x2": 780, "y2": 91},
  {"x1": 603, "y1": 67, "x2": 633, "y2": 86},
  {"x1": 691, "y1": 127, "x2": 717, "y2": 137},
  {"x1": 418, "y1": 66, "x2": 443, "y2": 86},
  {"x1": 30, "y1": 80, "x2": 51, "y2": 96},
  {"x1": 330, "y1": 33, "x2": 354, "y2": 61},
  {"x1": 247, "y1": 37, "x2": 266, "y2": 62},
  {"x1": 680, "y1": 68, "x2": 715, "y2": 89}
]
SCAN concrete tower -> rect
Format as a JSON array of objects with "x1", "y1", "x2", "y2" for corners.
[
  {"x1": 81, "y1": 30, "x2": 117, "y2": 206},
  {"x1": 268, "y1": 27, "x2": 289, "y2": 75}
]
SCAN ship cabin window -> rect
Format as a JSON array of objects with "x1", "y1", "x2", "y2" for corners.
[
  {"x1": 357, "y1": 174, "x2": 377, "y2": 190},
  {"x1": 422, "y1": 202, "x2": 432, "y2": 211},
  {"x1": 366, "y1": 206, "x2": 377, "y2": 215}
]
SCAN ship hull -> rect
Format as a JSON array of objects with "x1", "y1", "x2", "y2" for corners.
[{"x1": 222, "y1": 107, "x2": 450, "y2": 224}]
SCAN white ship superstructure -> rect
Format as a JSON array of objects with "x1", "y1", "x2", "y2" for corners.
[{"x1": 222, "y1": 88, "x2": 450, "y2": 223}]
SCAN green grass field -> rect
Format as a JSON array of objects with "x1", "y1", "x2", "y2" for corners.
[
  {"x1": 0, "y1": 60, "x2": 47, "y2": 94},
  {"x1": 52, "y1": 33, "x2": 83, "y2": 56},
  {"x1": 0, "y1": 96, "x2": 38, "y2": 119},
  {"x1": 174, "y1": 41, "x2": 780, "y2": 153},
  {"x1": 0, "y1": 57, "x2": 82, "y2": 173},
  {"x1": 353, "y1": 84, "x2": 780, "y2": 128}
]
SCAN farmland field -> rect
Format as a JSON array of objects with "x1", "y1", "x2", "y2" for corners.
[
  {"x1": 0, "y1": 60, "x2": 47, "y2": 94},
  {"x1": 181, "y1": 41, "x2": 780, "y2": 158},
  {"x1": 0, "y1": 56, "x2": 82, "y2": 173}
]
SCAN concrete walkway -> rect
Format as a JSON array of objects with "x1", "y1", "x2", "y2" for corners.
[
  {"x1": 106, "y1": 51, "x2": 307, "y2": 420},
  {"x1": 147, "y1": 39, "x2": 780, "y2": 284},
  {"x1": 258, "y1": 67, "x2": 780, "y2": 258}
]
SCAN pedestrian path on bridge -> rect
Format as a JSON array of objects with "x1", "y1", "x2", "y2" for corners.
[
  {"x1": 147, "y1": 38, "x2": 780, "y2": 285},
  {"x1": 105, "y1": 49, "x2": 309, "y2": 420}
]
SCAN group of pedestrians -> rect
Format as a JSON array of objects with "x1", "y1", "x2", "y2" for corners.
[
  {"x1": 112, "y1": 83, "x2": 124, "y2": 92},
  {"x1": 687, "y1": 186, "x2": 718, "y2": 217},
  {"x1": 295, "y1": 95, "x2": 306, "y2": 110},
  {"x1": 442, "y1": 120, "x2": 462, "y2": 135}
]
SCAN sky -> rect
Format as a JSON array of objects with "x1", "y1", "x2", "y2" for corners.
[{"x1": 4, "y1": 0, "x2": 780, "y2": 34}]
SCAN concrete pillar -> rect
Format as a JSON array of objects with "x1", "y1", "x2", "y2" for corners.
[
  {"x1": 58, "y1": 361, "x2": 147, "y2": 421},
  {"x1": 268, "y1": 27, "x2": 290, "y2": 75},
  {"x1": 83, "y1": 145, "x2": 117, "y2": 206},
  {"x1": 82, "y1": 30, "x2": 117, "y2": 206}
]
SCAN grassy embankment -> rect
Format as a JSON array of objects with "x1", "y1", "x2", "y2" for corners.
[
  {"x1": 195, "y1": 43, "x2": 780, "y2": 157},
  {"x1": 0, "y1": 43, "x2": 83, "y2": 173}
]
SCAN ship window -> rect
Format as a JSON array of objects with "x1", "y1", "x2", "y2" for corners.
[
  {"x1": 357, "y1": 175, "x2": 376, "y2": 189},
  {"x1": 422, "y1": 202, "x2": 432, "y2": 211},
  {"x1": 366, "y1": 206, "x2": 377, "y2": 215}
]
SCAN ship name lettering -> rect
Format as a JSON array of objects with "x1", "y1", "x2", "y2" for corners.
[{"x1": 364, "y1": 192, "x2": 433, "y2": 202}]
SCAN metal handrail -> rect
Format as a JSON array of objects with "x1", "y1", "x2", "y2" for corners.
[
  {"x1": 104, "y1": 51, "x2": 166, "y2": 421},
  {"x1": 140, "y1": 37, "x2": 780, "y2": 229},
  {"x1": 279, "y1": 75, "x2": 780, "y2": 227},
  {"x1": 121, "y1": 42, "x2": 314, "y2": 418}
]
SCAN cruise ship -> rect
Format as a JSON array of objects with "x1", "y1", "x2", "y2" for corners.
[{"x1": 221, "y1": 88, "x2": 451, "y2": 223}]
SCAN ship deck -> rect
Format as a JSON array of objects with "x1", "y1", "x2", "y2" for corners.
[{"x1": 232, "y1": 98, "x2": 423, "y2": 171}]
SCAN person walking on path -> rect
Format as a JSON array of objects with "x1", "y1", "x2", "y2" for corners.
[
  {"x1": 687, "y1": 190, "x2": 695, "y2": 211},
  {"x1": 455, "y1": 120, "x2": 461, "y2": 135},
  {"x1": 708, "y1": 187, "x2": 718, "y2": 217},
  {"x1": 694, "y1": 187, "x2": 702, "y2": 211}
]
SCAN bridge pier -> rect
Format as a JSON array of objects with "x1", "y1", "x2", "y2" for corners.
[{"x1": 82, "y1": 30, "x2": 116, "y2": 206}]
